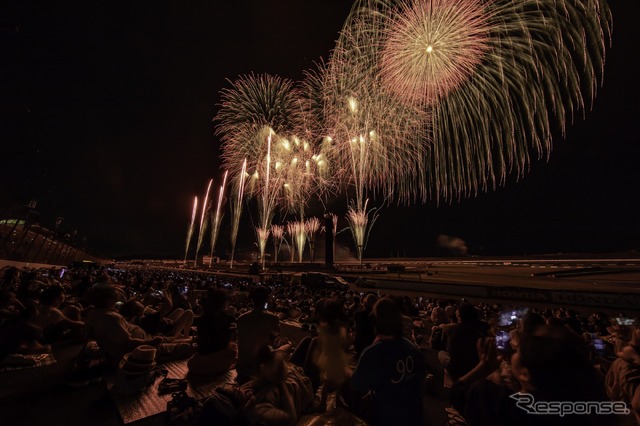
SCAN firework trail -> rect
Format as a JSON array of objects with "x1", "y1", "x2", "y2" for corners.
[
  {"x1": 330, "y1": 213, "x2": 338, "y2": 263},
  {"x1": 194, "y1": 179, "x2": 213, "y2": 266},
  {"x1": 286, "y1": 222, "x2": 296, "y2": 263},
  {"x1": 346, "y1": 199, "x2": 379, "y2": 265},
  {"x1": 293, "y1": 221, "x2": 307, "y2": 264},
  {"x1": 209, "y1": 170, "x2": 228, "y2": 267},
  {"x1": 183, "y1": 196, "x2": 198, "y2": 263},
  {"x1": 287, "y1": 221, "x2": 307, "y2": 263},
  {"x1": 336, "y1": 0, "x2": 611, "y2": 200},
  {"x1": 305, "y1": 217, "x2": 321, "y2": 263},
  {"x1": 256, "y1": 131, "x2": 276, "y2": 269},
  {"x1": 271, "y1": 224, "x2": 285, "y2": 264},
  {"x1": 255, "y1": 226, "x2": 270, "y2": 269},
  {"x1": 230, "y1": 159, "x2": 247, "y2": 269}
]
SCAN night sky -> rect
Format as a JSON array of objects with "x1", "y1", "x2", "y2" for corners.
[{"x1": 2, "y1": 0, "x2": 639, "y2": 259}]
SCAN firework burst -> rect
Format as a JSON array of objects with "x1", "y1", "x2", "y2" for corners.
[
  {"x1": 301, "y1": 56, "x2": 429, "y2": 205},
  {"x1": 215, "y1": 74, "x2": 302, "y2": 188},
  {"x1": 379, "y1": 0, "x2": 491, "y2": 106},
  {"x1": 338, "y1": 0, "x2": 611, "y2": 199}
]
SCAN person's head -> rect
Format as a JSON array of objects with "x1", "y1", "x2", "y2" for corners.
[
  {"x1": 201, "y1": 287, "x2": 228, "y2": 314},
  {"x1": 363, "y1": 293, "x2": 378, "y2": 310},
  {"x1": 250, "y1": 286, "x2": 270, "y2": 310},
  {"x1": 373, "y1": 297, "x2": 403, "y2": 337},
  {"x1": 511, "y1": 325, "x2": 601, "y2": 400},
  {"x1": 431, "y1": 306, "x2": 449, "y2": 325},
  {"x1": 319, "y1": 298, "x2": 344, "y2": 328},
  {"x1": 456, "y1": 303, "x2": 479, "y2": 323},
  {"x1": 39, "y1": 285, "x2": 65, "y2": 307},
  {"x1": 1, "y1": 266, "x2": 19, "y2": 290},
  {"x1": 88, "y1": 285, "x2": 124, "y2": 309},
  {"x1": 119, "y1": 299, "x2": 145, "y2": 319},
  {"x1": 519, "y1": 311, "x2": 546, "y2": 335}
]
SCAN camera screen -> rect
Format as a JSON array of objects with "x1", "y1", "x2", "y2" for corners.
[
  {"x1": 499, "y1": 307, "x2": 529, "y2": 327},
  {"x1": 495, "y1": 330, "x2": 510, "y2": 351},
  {"x1": 615, "y1": 317, "x2": 637, "y2": 326},
  {"x1": 592, "y1": 338, "x2": 607, "y2": 356}
]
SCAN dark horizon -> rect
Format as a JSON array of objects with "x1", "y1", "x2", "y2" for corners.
[{"x1": 2, "y1": 0, "x2": 639, "y2": 260}]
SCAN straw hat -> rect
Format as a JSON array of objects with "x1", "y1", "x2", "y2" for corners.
[{"x1": 119, "y1": 345, "x2": 157, "y2": 376}]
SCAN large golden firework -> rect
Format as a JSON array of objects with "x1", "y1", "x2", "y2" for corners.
[{"x1": 336, "y1": 0, "x2": 611, "y2": 199}]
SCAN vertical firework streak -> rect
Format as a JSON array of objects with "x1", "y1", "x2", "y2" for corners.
[
  {"x1": 194, "y1": 179, "x2": 213, "y2": 266},
  {"x1": 183, "y1": 196, "x2": 198, "y2": 263},
  {"x1": 286, "y1": 222, "x2": 296, "y2": 263},
  {"x1": 270, "y1": 224, "x2": 285, "y2": 264},
  {"x1": 305, "y1": 217, "x2": 321, "y2": 263},
  {"x1": 331, "y1": 213, "x2": 338, "y2": 262},
  {"x1": 294, "y1": 221, "x2": 307, "y2": 263},
  {"x1": 346, "y1": 199, "x2": 379, "y2": 264},
  {"x1": 287, "y1": 221, "x2": 307, "y2": 263},
  {"x1": 229, "y1": 159, "x2": 247, "y2": 269},
  {"x1": 255, "y1": 226, "x2": 270, "y2": 268},
  {"x1": 209, "y1": 170, "x2": 228, "y2": 267},
  {"x1": 255, "y1": 131, "x2": 277, "y2": 269}
]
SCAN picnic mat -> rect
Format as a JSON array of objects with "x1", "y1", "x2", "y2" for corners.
[
  {"x1": 107, "y1": 359, "x2": 237, "y2": 424},
  {"x1": 0, "y1": 353, "x2": 57, "y2": 372}
]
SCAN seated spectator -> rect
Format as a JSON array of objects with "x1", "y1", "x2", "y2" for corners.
[
  {"x1": 243, "y1": 346, "x2": 314, "y2": 426},
  {"x1": 0, "y1": 300, "x2": 50, "y2": 360},
  {"x1": 431, "y1": 306, "x2": 450, "y2": 326},
  {"x1": 118, "y1": 299, "x2": 146, "y2": 338},
  {"x1": 188, "y1": 288, "x2": 236, "y2": 377},
  {"x1": 350, "y1": 297, "x2": 425, "y2": 426},
  {"x1": 85, "y1": 285, "x2": 193, "y2": 365},
  {"x1": 169, "y1": 282, "x2": 193, "y2": 311},
  {"x1": 0, "y1": 283, "x2": 26, "y2": 325},
  {"x1": 452, "y1": 325, "x2": 614, "y2": 426},
  {"x1": 588, "y1": 312, "x2": 610, "y2": 336},
  {"x1": 236, "y1": 286, "x2": 282, "y2": 383},
  {"x1": 139, "y1": 290, "x2": 193, "y2": 339},
  {"x1": 30, "y1": 285, "x2": 84, "y2": 343},
  {"x1": 605, "y1": 326, "x2": 640, "y2": 425}
]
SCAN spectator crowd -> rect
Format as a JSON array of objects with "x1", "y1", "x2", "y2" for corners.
[{"x1": 0, "y1": 263, "x2": 639, "y2": 425}]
